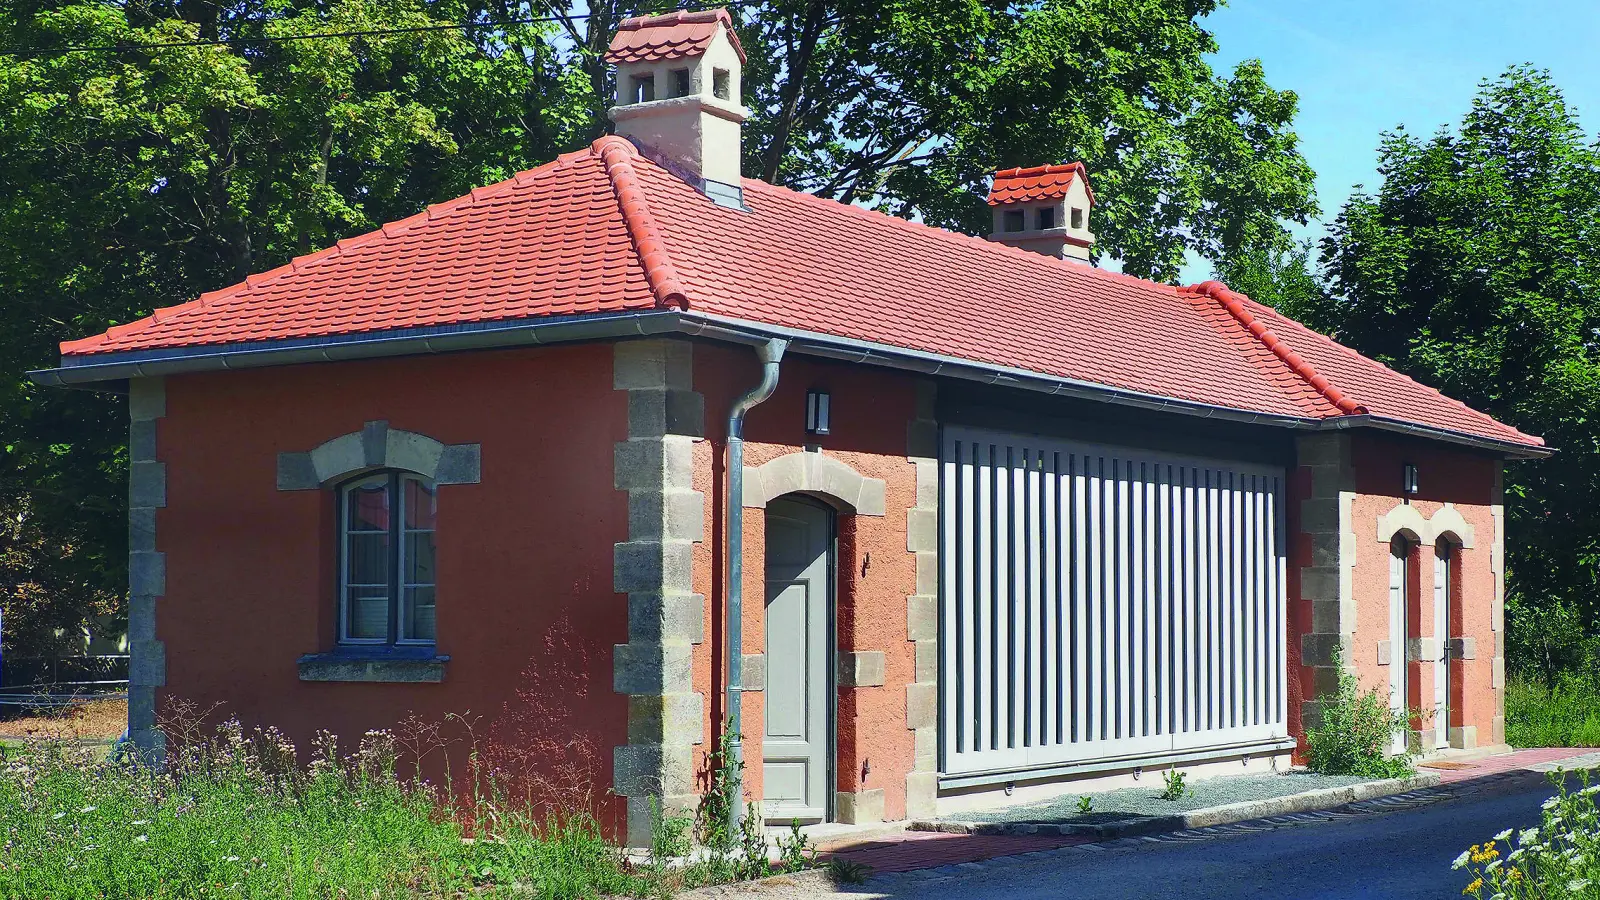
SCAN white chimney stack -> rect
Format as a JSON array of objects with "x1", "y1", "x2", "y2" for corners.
[
  {"x1": 606, "y1": 8, "x2": 749, "y2": 208},
  {"x1": 985, "y1": 163, "x2": 1096, "y2": 263}
]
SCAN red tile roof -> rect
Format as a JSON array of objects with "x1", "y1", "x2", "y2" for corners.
[
  {"x1": 987, "y1": 162, "x2": 1095, "y2": 206},
  {"x1": 604, "y1": 9, "x2": 746, "y2": 65},
  {"x1": 58, "y1": 138, "x2": 1542, "y2": 450}
]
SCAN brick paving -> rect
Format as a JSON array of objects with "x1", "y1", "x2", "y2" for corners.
[
  {"x1": 1428, "y1": 747, "x2": 1598, "y2": 783},
  {"x1": 815, "y1": 830, "x2": 1090, "y2": 875}
]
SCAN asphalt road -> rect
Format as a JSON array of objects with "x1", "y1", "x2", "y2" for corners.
[
  {"x1": 865, "y1": 773, "x2": 1551, "y2": 900},
  {"x1": 702, "y1": 770, "x2": 1566, "y2": 900}
]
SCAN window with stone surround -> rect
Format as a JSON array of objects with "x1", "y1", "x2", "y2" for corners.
[{"x1": 339, "y1": 472, "x2": 437, "y2": 646}]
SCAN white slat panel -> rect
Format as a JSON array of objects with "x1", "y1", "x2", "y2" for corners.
[{"x1": 937, "y1": 426, "x2": 1288, "y2": 777}]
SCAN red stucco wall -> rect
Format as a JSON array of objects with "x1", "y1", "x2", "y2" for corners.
[
  {"x1": 691, "y1": 346, "x2": 921, "y2": 820},
  {"x1": 1348, "y1": 433, "x2": 1499, "y2": 745},
  {"x1": 155, "y1": 345, "x2": 630, "y2": 830},
  {"x1": 1288, "y1": 431, "x2": 1501, "y2": 752}
]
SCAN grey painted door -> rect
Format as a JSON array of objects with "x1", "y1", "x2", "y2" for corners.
[{"x1": 763, "y1": 497, "x2": 831, "y2": 822}]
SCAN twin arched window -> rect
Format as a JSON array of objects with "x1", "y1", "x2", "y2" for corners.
[{"x1": 338, "y1": 472, "x2": 437, "y2": 645}]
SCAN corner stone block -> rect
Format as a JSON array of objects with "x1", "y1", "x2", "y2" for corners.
[
  {"x1": 914, "y1": 726, "x2": 937, "y2": 772},
  {"x1": 629, "y1": 490, "x2": 704, "y2": 543},
  {"x1": 129, "y1": 551, "x2": 166, "y2": 597},
  {"x1": 915, "y1": 640, "x2": 938, "y2": 684},
  {"x1": 129, "y1": 461, "x2": 167, "y2": 509},
  {"x1": 1299, "y1": 633, "x2": 1343, "y2": 669},
  {"x1": 613, "y1": 339, "x2": 693, "y2": 391},
  {"x1": 1449, "y1": 726, "x2": 1478, "y2": 750},
  {"x1": 614, "y1": 540, "x2": 694, "y2": 595},
  {"x1": 1493, "y1": 656, "x2": 1505, "y2": 689},
  {"x1": 1375, "y1": 640, "x2": 1393, "y2": 667},
  {"x1": 627, "y1": 592, "x2": 706, "y2": 645},
  {"x1": 907, "y1": 594, "x2": 938, "y2": 641},
  {"x1": 129, "y1": 507, "x2": 157, "y2": 553},
  {"x1": 613, "y1": 743, "x2": 695, "y2": 798},
  {"x1": 837, "y1": 651, "x2": 886, "y2": 688},
  {"x1": 905, "y1": 772, "x2": 937, "y2": 820},
  {"x1": 129, "y1": 640, "x2": 166, "y2": 687},
  {"x1": 128, "y1": 377, "x2": 166, "y2": 420},
  {"x1": 906, "y1": 683, "x2": 937, "y2": 729},
  {"x1": 835, "y1": 789, "x2": 886, "y2": 825},
  {"x1": 906, "y1": 507, "x2": 937, "y2": 553},
  {"x1": 614, "y1": 641, "x2": 694, "y2": 696},
  {"x1": 627, "y1": 692, "x2": 704, "y2": 745}
]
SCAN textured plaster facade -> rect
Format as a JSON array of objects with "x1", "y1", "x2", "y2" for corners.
[
  {"x1": 150, "y1": 345, "x2": 633, "y2": 836},
  {"x1": 691, "y1": 346, "x2": 924, "y2": 825},
  {"x1": 1290, "y1": 430, "x2": 1504, "y2": 754}
]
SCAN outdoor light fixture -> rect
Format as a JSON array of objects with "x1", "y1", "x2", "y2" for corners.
[
  {"x1": 1403, "y1": 463, "x2": 1420, "y2": 496},
  {"x1": 806, "y1": 389, "x2": 831, "y2": 435}
]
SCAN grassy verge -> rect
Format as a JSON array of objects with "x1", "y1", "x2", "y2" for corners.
[
  {"x1": 0, "y1": 717, "x2": 820, "y2": 899},
  {"x1": 1506, "y1": 673, "x2": 1600, "y2": 748}
]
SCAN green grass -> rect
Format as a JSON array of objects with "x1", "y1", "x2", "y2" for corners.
[
  {"x1": 0, "y1": 722, "x2": 654, "y2": 899},
  {"x1": 1506, "y1": 672, "x2": 1600, "y2": 748}
]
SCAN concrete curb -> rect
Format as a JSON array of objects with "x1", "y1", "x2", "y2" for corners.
[{"x1": 909, "y1": 773, "x2": 1443, "y2": 839}]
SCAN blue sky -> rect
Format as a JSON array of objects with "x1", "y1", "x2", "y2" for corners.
[{"x1": 1179, "y1": 0, "x2": 1600, "y2": 282}]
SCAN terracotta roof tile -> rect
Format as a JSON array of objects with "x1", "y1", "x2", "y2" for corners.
[
  {"x1": 987, "y1": 163, "x2": 1094, "y2": 206},
  {"x1": 604, "y1": 8, "x2": 745, "y2": 65},
  {"x1": 58, "y1": 138, "x2": 1541, "y2": 450}
]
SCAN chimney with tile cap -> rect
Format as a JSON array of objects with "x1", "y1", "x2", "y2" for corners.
[
  {"x1": 606, "y1": 8, "x2": 749, "y2": 209},
  {"x1": 985, "y1": 163, "x2": 1096, "y2": 263}
]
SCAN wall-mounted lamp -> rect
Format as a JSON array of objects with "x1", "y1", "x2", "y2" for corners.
[
  {"x1": 1402, "y1": 463, "x2": 1420, "y2": 496},
  {"x1": 806, "y1": 389, "x2": 831, "y2": 436}
]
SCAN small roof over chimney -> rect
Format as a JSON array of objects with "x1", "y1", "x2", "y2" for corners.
[
  {"x1": 985, "y1": 163, "x2": 1096, "y2": 263},
  {"x1": 604, "y1": 8, "x2": 747, "y2": 65},
  {"x1": 605, "y1": 9, "x2": 748, "y2": 208}
]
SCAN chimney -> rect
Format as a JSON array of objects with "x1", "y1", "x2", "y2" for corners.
[
  {"x1": 985, "y1": 163, "x2": 1096, "y2": 263},
  {"x1": 605, "y1": 8, "x2": 749, "y2": 209}
]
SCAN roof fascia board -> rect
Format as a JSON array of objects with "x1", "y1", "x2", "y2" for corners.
[{"x1": 32, "y1": 309, "x2": 1546, "y2": 457}]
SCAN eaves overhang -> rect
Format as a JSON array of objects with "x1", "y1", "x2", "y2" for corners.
[{"x1": 30, "y1": 308, "x2": 1550, "y2": 459}]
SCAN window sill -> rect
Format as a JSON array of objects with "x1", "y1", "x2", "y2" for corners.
[{"x1": 297, "y1": 650, "x2": 449, "y2": 683}]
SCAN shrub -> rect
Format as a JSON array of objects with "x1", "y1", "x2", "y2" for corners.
[
  {"x1": 1306, "y1": 665, "x2": 1415, "y2": 778},
  {"x1": 1507, "y1": 672, "x2": 1600, "y2": 748},
  {"x1": 1456, "y1": 770, "x2": 1600, "y2": 898}
]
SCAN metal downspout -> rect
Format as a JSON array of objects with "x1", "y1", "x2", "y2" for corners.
[{"x1": 725, "y1": 338, "x2": 788, "y2": 834}]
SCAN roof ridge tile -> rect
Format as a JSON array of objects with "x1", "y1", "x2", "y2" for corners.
[
  {"x1": 591, "y1": 136, "x2": 689, "y2": 310},
  {"x1": 1182, "y1": 281, "x2": 1366, "y2": 416}
]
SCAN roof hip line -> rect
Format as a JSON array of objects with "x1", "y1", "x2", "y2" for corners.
[
  {"x1": 1185, "y1": 280, "x2": 1367, "y2": 416},
  {"x1": 591, "y1": 135, "x2": 689, "y2": 310}
]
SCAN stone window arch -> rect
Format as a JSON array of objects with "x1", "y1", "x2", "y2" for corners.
[{"x1": 742, "y1": 451, "x2": 886, "y2": 516}]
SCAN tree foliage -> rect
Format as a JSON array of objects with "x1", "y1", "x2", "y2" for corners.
[
  {"x1": 1315, "y1": 66, "x2": 1600, "y2": 651},
  {"x1": 0, "y1": 0, "x2": 1314, "y2": 650}
]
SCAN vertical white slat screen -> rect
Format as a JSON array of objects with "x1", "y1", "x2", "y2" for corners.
[{"x1": 940, "y1": 426, "x2": 1289, "y2": 776}]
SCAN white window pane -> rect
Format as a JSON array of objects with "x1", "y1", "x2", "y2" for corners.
[
  {"x1": 346, "y1": 532, "x2": 389, "y2": 586},
  {"x1": 347, "y1": 589, "x2": 389, "y2": 640},
  {"x1": 405, "y1": 586, "x2": 436, "y2": 642}
]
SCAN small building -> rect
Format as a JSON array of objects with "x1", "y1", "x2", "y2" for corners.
[{"x1": 35, "y1": 8, "x2": 1545, "y2": 845}]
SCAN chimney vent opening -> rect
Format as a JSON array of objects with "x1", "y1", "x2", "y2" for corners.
[
  {"x1": 1037, "y1": 207, "x2": 1056, "y2": 230},
  {"x1": 1003, "y1": 210, "x2": 1026, "y2": 233},
  {"x1": 631, "y1": 74, "x2": 656, "y2": 104},
  {"x1": 712, "y1": 68, "x2": 731, "y2": 100},
  {"x1": 670, "y1": 68, "x2": 691, "y2": 98}
]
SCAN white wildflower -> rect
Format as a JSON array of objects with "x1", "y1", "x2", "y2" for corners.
[
  {"x1": 1581, "y1": 785, "x2": 1600, "y2": 796},
  {"x1": 134, "y1": 835, "x2": 148, "y2": 843},
  {"x1": 79, "y1": 806, "x2": 95, "y2": 814},
  {"x1": 131, "y1": 820, "x2": 148, "y2": 826},
  {"x1": 1494, "y1": 829, "x2": 1514, "y2": 841},
  {"x1": 51, "y1": 812, "x2": 65, "y2": 820},
  {"x1": 1544, "y1": 797, "x2": 1562, "y2": 810},
  {"x1": 226, "y1": 856, "x2": 240, "y2": 862},
  {"x1": 1519, "y1": 828, "x2": 1540, "y2": 844}
]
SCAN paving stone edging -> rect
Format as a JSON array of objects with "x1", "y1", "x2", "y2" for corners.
[{"x1": 909, "y1": 772, "x2": 1443, "y2": 840}]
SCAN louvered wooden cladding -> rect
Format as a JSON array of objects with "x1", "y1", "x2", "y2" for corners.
[{"x1": 939, "y1": 427, "x2": 1289, "y2": 776}]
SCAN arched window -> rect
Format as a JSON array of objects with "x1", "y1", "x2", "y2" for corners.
[{"x1": 339, "y1": 472, "x2": 437, "y2": 646}]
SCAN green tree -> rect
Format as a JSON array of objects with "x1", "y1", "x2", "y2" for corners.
[
  {"x1": 0, "y1": 0, "x2": 589, "y2": 650},
  {"x1": 1317, "y1": 66, "x2": 1600, "y2": 649},
  {"x1": 0, "y1": 0, "x2": 1313, "y2": 651},
  {"x1": 1211, "y1": 241, "x2": 1325, "y2": 323}
]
